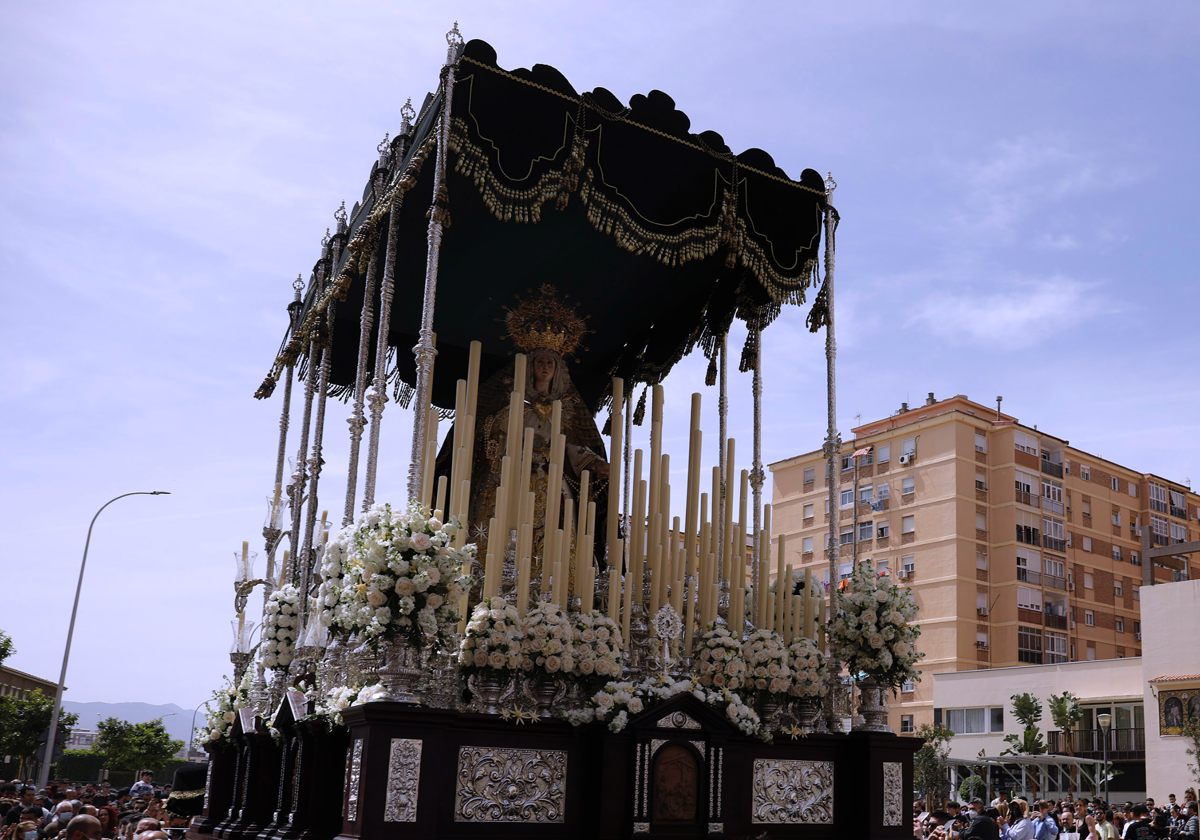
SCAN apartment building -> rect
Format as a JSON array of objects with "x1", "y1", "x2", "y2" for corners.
[{"x1": 769, "y1": 393, "x2": 1198, "y2": 734}]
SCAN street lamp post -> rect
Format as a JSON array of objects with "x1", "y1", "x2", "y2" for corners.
[
  {"x1": 1097, "y1": 711, "x2": 1112, "y2": 802},
  {"x1": 37, "y1": 491, "x2": 170, "y2": 790}
]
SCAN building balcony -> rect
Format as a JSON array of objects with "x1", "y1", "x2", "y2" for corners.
[
  {"x1": 1043, "y1": 536, "x2": 1066, "y2": 552},
  {"x1": 1045, "y1": 574, "x2": 1068, "y2": 591},
  {"x1": 1153, "y1": 533, "x2": 1169, "y2": 547},
  {"x1": 1018, "y1": 607, "x2": 1044, "y2": 625},
  {"x1": 1042, "y1": 498, "x2": 1064, "y2": 515},
  {"x1": 1048, "y1": 728, "x2": 1145, "y2": 761},
  {"x1": 1017, "y1": 568, "x2": 1042, "y2": 585},
  {"x1": 1016, "y1": 526, "x2": 1041, "y2": 546},
  {"x1": 1151, "y1": 500, "x2": 1168, "y2": 514},
  {"x1": 1172, "y1": 505, "x2": 1188, "y2": 520},
  {"x1": 1041, "y1": 460, "x2": 1064, "y2": 479},
  {"x1": 1045, "y1": 613, "x2": 1068, "y2": 630},
  {"x1": 1015, "y1": 489, "x2": 1040, "y2": 508}
]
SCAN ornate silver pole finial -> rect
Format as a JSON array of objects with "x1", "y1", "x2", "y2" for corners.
[
  {"x1": 377, "y1": 132, "x2": 391, "y2": 164},
  {"x1": 293, "y1": 273, "x2": 305, "y2": 296},
  {"x1": 321, "y1": 228, "x2": 331, "y2": 258},
  {"x1": 825, "y1": 170, "x2": 837, "y2": 195},
  {"x1": 400, "y1": 98, "x2": 416, "y2": 134},
  {"x1": 447, "y1": 21, "x2": 464, "y2": 47},
  {"x1": 334, "y1": 201, "x2": 348, "y2": 234}
]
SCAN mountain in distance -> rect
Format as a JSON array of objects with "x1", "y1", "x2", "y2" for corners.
[{"x1": 62, "y1": 701, "x2": 201, "y2": 746}]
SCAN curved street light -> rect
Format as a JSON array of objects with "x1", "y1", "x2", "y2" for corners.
[{"x1": 37, "y1": 491, "x2": 170, "y2": 789}]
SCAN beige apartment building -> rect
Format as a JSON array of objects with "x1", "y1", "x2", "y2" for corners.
[{"x1": 769, "y1": 394, "x2": 1198, "y2": 734}]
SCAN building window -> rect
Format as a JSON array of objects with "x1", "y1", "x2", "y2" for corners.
[
  {"x1": 1082, "y1": 499, "x2": 1092, "y2": 516},
  {"x1": 860, "y1": 486, "x2": 874, "y2": 504},
  {"x1": 1150, "y1": 482, "x2": 1168, "y2": 513},
  {"x1": 840, "y1": 489, "x2": 854, "y2": 509},
  {"x1": 1082, "y1": 536, "x2": 1093, "y2": 553},
  {"x1": 1112, "y1": 545, "x2": 1122, "y2": 562},
  {"x1": 1084, "y1": 572, "x2": 1094, "y2": 590},
  {"x1": 1114, "y1": 579, "x2": 1123, "y2": 596},
  {"x1": 975, "y1": 433, "x2": 987, "y2": 453},
  {"x1": 1132, "y1": 550, "x2": 1141, "y2": 566},
  {"x1": 825, "y1": 533, "x2": 831, "y2": 549},
  {"x1": 1133, "y1": 585, "x2": 1140, "y2": 600},
  {"x1": 947, "y1": 708, "x2": 988, "y2": 734},
  {"x1": 1111, "y1": 476, "x2": 1120, "y2": 492},
  {"x1": 1018, "y1": 585, "x2": 1043, "y2": 611},
  {"x1": 902, "y1": 555, "x2": 915, "y2": 574},
  {"x1": 1170, "y1": 488, "x2": 1187, "y2": 518},
  {"x1": 1015, "y1": 431, "x2": 1039, "y2": 455},
  {"x1": 902, "y1": 438, "x2": 916, "y2": 457},
  {"x1": 1129, "y1": 482, "x2": 1138, "y2": 498},
  {"x1": 825, "y1": 499, "x2": 831, "y2": 514},
  {"x1": 900, "y1": 715, "x2": 914, "y2": 734},
  {"x1": 839, "y1": 526, "x2": 853, "y2": 546},
  {"x1": 990, "y1": 707, "x2": 1004, "y2": 732},
  {"x1": 1171, "y1": 521, "x2": 1188, "y2": 543},
  {"x1": 1087, "y1": 646, "x2": 1097, "y2": 661},
  {"x1": 1080, "y1": 464, "x2": 1091, "y2": 481},
  {"x1": 804, "y1": 466, "x2": 815, "y2": 483},
  {"x1": 858, "y1": 521, "x2": 874, "y2": 542},
  {"x1": 977, "y1": 551, "x2": 988, "y2": 570},
  {"x1": 877, "y1": 482, "x2": 890, "y2": 500},
  {"x1": 839, "y1": 562, "x2": 852, "y2": 580},
  {"x1": 1044, "y1": 556, "x2": 1064, "y2": 578},
  {"x1": 877, "y1": 557, "x2": 890, "y2": 575},
  {"x1": 976, "y1": 473, "x2": 988, "y2": 492},
  {"x1": 878, "y1": 522, "x2": 890, "y2": 538},
  {"x1": 902, "y1": 678, "x2": 916, "y2": 693},
  {"x1": 878, "y1": 444, "x2": 891, "y2": 462},
  {"x1": 1018, "y1": 626, "x2": 1043, "y2": 663},
  {"x1": 902, "y1": 515, "x2": 915, "y2": 534},
  {"x1": 976, "y1": 512, "x2": 987, "y2": 531},
  {"x1": 803, "y1": 502, "x2": 814, "y2": 519},
  {"x1": 1046, "y1": 631, "x2": 1068, "y2": 663},
  {"x1": 1084, "y1": 610, "x2": 1095, "y2": 626},
  {"x1": 901, "y1": 476, "x2": 915, "y2": 495},
  {"x1": 1134, "y1": 620, "x2": 1141, "y2": 635},
  {"x1": 802, "y1": 536, "x2": 814, "y2": 553},
  {"x1": 1152, "y1": 514, "x2": 1169, "y2": 540},
  {"x1": 1116, "y1": 617, "x2": 1125, "y2": 633},
  {"x1": 841, "y1": 454, "x2": 853, "y2": 472},
  {"x1": 1111, "y1": 510, "x2": 1121, "y2": 526}
]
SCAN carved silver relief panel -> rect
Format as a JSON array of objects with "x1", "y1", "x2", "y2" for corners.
[
  {"x1": 454, "y1": 746, "x2": 567, "y2": 823},
  {"x1": 344, "y1": 739, "x2": 363, "y2": 822},
  {"x1": 883, "y1": 761, "x2": 903, "y2": 826},
  {"x1": 384, "y1": 738, "x2": 422, "y2": 822},
  {"x1": 751, "y1": 758, "x2": 834, "y2": 824},
  {"x1": 656, "y1": 711, "x2": 702, "y2": 729},
  {"x1": 203, "y1": 761, "x2": 212, "y2": 810}
]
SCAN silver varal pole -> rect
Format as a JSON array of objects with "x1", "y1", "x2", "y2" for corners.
[
  {"x1": 821, "y1": 172, "x2": 843, "y2": 731},
  {"x1": 750, "y1": 327, "x2": 763, "y2": 629},
  {"x1": 407, "y1": 24, "x2": 464, "y2": 500}
]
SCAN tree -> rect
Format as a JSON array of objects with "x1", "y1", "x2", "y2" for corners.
[
  {"x1": 1183, "y1": 715, "x2": 1200, "y2": 785},
  {"x1": 959, "y1": 774, "x2": 986, "y2": 802},
  {"x1": 1001, "y1": 692, "x2": 1048, "y2": 798},
  {"x1": 0, "y1": 689, "x2": 78, "y2": 775},
  {"x1": 914, "y1": 723, "x2": 954, "y2": 809},
  {"x1": 0, "y1": 630, "x2": 13, "y2": 666},
  {"x1": 92, "y1": 718, "x2": 184, "y2": 772},
  {"x1": 1048, "y1": 691, "x2": 1083, "y2": 794}
]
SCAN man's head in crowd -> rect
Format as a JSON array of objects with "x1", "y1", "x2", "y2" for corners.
[{"x1": 64, "y1": 814, "x2": 102, "y2": 840}]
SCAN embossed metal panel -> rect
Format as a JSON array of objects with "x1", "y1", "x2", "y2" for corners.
[
  {"x1": 384, "y1": 738, "x2": 422, "y2": 822},
  {"x1": 656, "y1": 711, "x2": 702, "y2": 729},
  {"x1": 751, "y1": 758, "x2": 834, "y2": 824},
  {"x1": 883, "y1": 761, "x2": 903, "y2": 826},
  {"x1": 344, "y1": 739, "x2": 363, "y2": 821},
  {"x1": 454, "y1": 746, "x2": 567, "y2": 823}
]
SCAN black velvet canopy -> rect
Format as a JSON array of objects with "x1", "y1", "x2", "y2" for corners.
[{"x1": 257, "y1": 38, "x2": 828, "y2": 412}]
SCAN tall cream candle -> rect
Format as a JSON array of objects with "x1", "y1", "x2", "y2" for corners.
[
  {"x1": 606, "y1": 378, "x2": 623, "y2": 565},
  {"x1": 620, "y1": 540, "x2": 633, "y2": 642},
  {"x1": 818, "y1": 598, "x2": 827, "y2": 651},
  {"x1": 278, "y1": 549, "x2": 289, "y2": 587},
  {"x1": 434, "y1": 475, "x2": 448, "y2": 521},
  {"x1": 516, "y1": 556, "x2": 531, "y2": 618},
  {"x1": 573, "y1": 471, "x2": 590, "y2": 597},
  {"x1": 775, "y1": 534, "x2": 786, "y2": 634}
]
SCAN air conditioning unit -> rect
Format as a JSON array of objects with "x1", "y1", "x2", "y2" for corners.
[
  {"x1": 1135, "y1": 632, "x2": 1141, "y2": 641},
  {"x1": 977, "y1": 606, "x2": 989, "y2": 617},
  {"x1": 1068, "y1": 582, "x2": 1075, "y2": 591},
  {"x1": 899, "y1": 453, "x2": 914, "y2": 465},
  {"x1": 898, "y1": 569, "x2": 910, "y2": 580}
]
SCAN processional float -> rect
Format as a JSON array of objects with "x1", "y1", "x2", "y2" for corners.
[{"x1": 190, "y1": 25, "x2": 921, "y2": 840}]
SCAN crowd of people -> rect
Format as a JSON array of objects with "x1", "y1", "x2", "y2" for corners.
[
  {"x1": 0, "y1": 773, "x2": 185, "y2": 840},
  {"x1": 916, "y1": 790, "x2": 1200, "y2": 840}
]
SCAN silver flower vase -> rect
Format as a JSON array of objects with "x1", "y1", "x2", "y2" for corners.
[
  {"x1": 794, "y1": 696, "x2": 821, "y2": 732},
  {"x1": 471, "y1": 672, "x2": 505, "y2": 714},
  {"x1": 531, "y1": 678, "x2": 558, "y2": 719},
  {"x1": 372, "y1": 636, "x2": 422, "y2": 704},
  {"x1": 853, "y1": 676, "x2": 894, "y2": 733},
  {"x1": 757, "y1": 696, "x2": 782, "y2": 729}
]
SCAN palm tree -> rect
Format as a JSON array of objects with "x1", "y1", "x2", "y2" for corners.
[
  {"x1": 1048, "y1": 691, "x2": 1083, "y2": 794},
  {"x1": 1002, "y1": 692, "x2": 1048, "y2": 798}
]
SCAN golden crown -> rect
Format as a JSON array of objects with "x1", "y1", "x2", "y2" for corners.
[{"x1": 501, "y1": 285, "x2": 589, "y2": 357}]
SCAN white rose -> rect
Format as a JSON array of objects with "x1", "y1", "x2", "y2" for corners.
[
  {"x1": 394, "y1": 578, "x2": 416, "y2": 597},
  {"x1": 223, "y1": 711, "x2": 236, "y2": 723},
  {"x1": 595, "y1": 693, "x2": 614, "y2": 709},
  {"x1": 410, "y1": 533, "x2": 432, "y2": 551},
  {"x1": 426, "y1": 593, "x2": 444, "y2": 609}
]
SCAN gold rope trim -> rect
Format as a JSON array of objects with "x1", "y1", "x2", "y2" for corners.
[
  {"x1": 167, "y1": 790, "x2": 205, "y2": 801},
  {"x1": 459, "y1": 55, "x2": 825, "y2": 196}
]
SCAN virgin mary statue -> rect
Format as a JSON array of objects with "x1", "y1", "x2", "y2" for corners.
[{"x1": 466, "y1": 286, "x2": 610, "y2": 579}]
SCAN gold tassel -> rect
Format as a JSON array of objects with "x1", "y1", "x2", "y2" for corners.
[
  {"x1": 633, "y1": 386, "x2": 648, "y2": 426},
  {"x1": 705, "y1": 354, "x2": 718, "y2": 386}
]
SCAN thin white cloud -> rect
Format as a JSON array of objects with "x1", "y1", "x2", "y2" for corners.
[{"x1": 905, "y1": 276, "x2": 1113, "y2": 345}]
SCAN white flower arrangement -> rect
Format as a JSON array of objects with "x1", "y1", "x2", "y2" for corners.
[
  {"x1": 787, "y1": 637, "x2": 830, "y2": 699},
  {"x1": 566, "y1": 675, "x2": 769, "y2": 741},
  {"x1": 261, "y1": 584, "x2": 300, "y2": 670},
  {"x1": 827, "y1": 562, "x2": 924, "y2": 690},
  {"x1": 695, "y1": 623, "x2": 748, "y2": 691},
  {"x1": 569, "y1": 610, "x2": 623, "y2": 690},
  {"x1": 458, "y1": 596, "x2": 523, "y2": 680},
  {"x1": 518, "y1": 603, "x2": 574, "y2": 681},
  {"x1": 195, "y1": 670, "x2": 251, "y2": 747},
  {"x1": 741, "y1": 629, "x2": 793, "y2": 699},
  {"x1": 317, "y1": 502, "x2": 475, "y2": 649}
]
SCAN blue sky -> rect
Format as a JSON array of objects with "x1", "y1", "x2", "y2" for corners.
[{"x1": 2, "y1": 2, "x2": 1197, "y2": 710}]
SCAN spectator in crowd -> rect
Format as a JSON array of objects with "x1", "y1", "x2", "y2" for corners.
[
  {"x1": 62, "y1": 816, "x2": 100, "y2": 840},
  {"x1": 962, "y1": 798, "x2": 1001, "y2": 840},
  {"x1": 1126, "y1": 804, "x2": 1155, "y2": 840},
  {"x1": 1003, "y1": 800, "x2": 1034, "y2": 840},
  {"x1": 126, "y1": 777, "x2": 152, "y2": 802},
  {"x1": 1098, "y1": 810, "x2": 1117, "y2": 840},
  {"x1": 1177, "y1": 803, "x2": 1198, "y2": 840}
]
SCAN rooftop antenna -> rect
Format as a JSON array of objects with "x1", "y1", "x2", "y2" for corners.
[{"x1": 996, "y1": 396, "x2": 1003, "y2": 420}]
